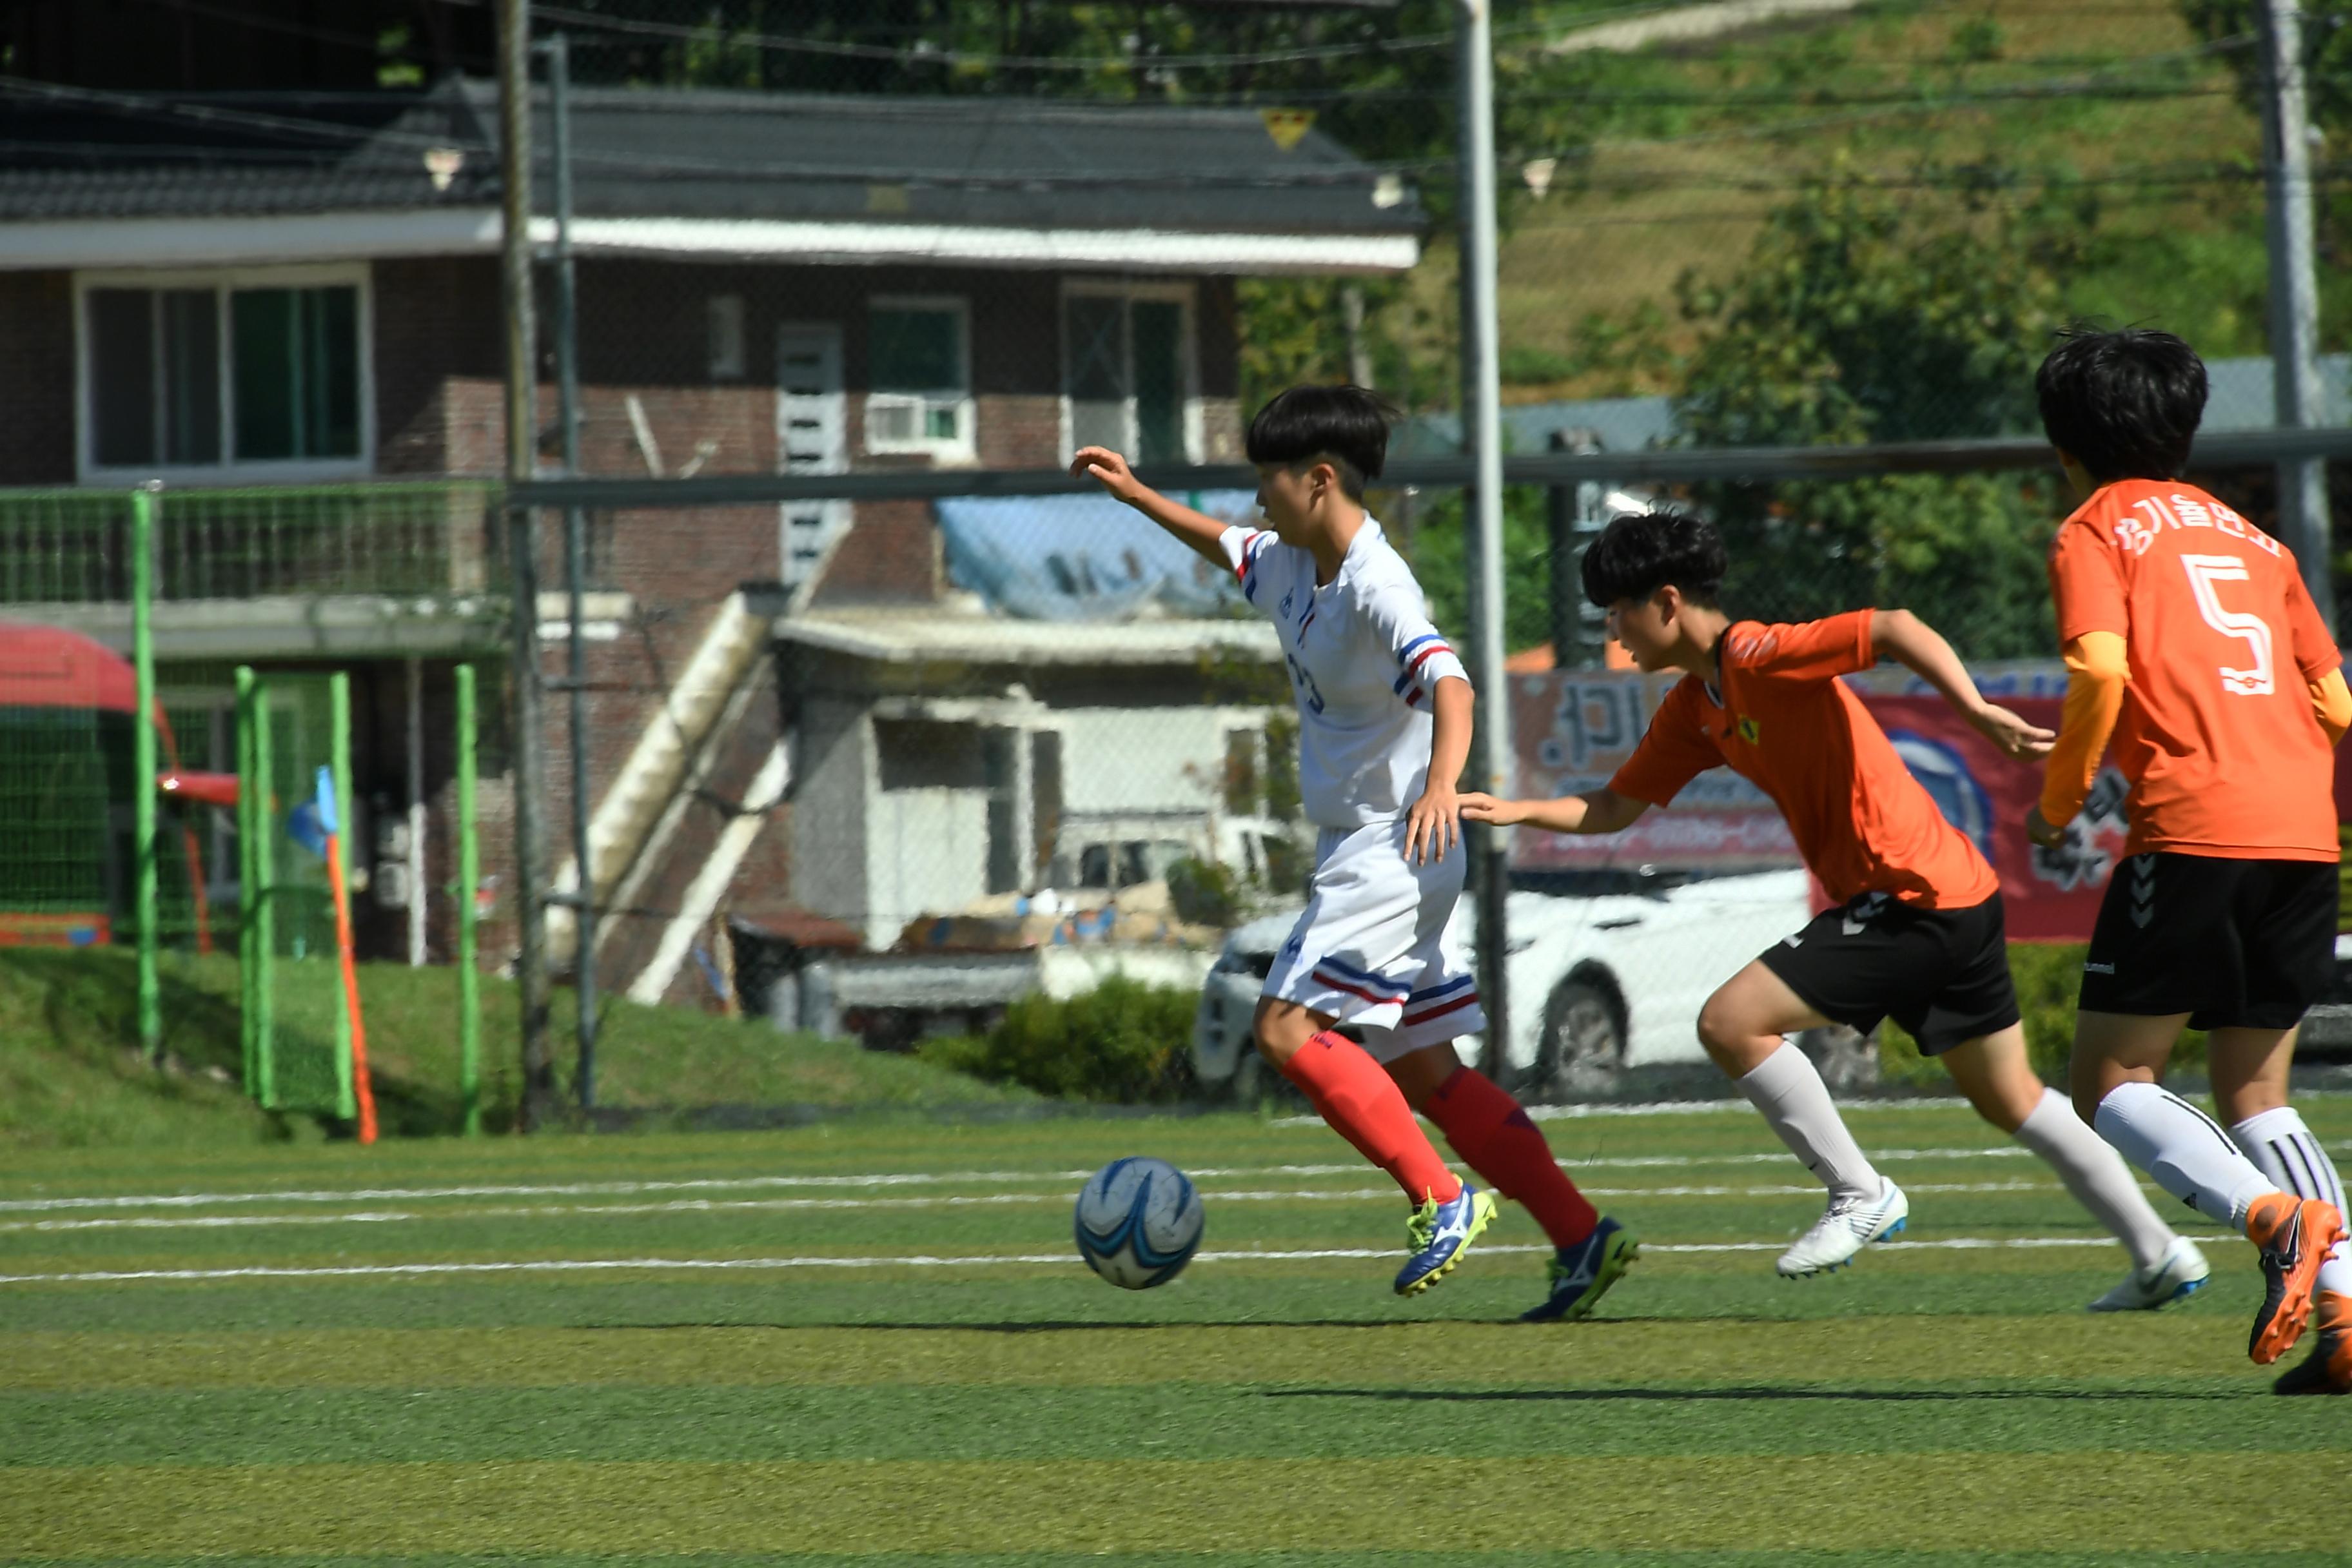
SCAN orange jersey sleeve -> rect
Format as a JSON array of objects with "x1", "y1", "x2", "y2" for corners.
[
  {"x1": 2283, "y1": 558, "x2": 2344, "y2": 686},
  {"x1": 2048, "y1": 518, "x2": 2129, "y2": 644},
  {"x1": 2039, "y1": 632, "x2": 2127, "y2": 827},
  {"x1": 1719, "y1": 611, "x2": 1876, "y2": 683},
  {"x1": 2313, "y1": 669, "x2": 2352, "y2": 745},
  {"x1": 1608, "y1": 679, "x2": 1723, "y2": 807}
]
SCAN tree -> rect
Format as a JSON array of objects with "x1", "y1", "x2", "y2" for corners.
[{"x1": 1669, "y1": 167, "x2": 2085, "y2": 659}]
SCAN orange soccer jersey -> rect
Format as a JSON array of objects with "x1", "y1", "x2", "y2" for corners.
[
  {"x1": 2048, "y1": 478, "x2": 2342, "y2": 861},
  {"x1": 1609, "y1": 611, "x2": 2000, "y2": 908}
]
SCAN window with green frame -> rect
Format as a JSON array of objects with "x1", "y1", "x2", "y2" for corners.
[{"x1": 84, "y1": 280, "x2": 363, "y2": 471}]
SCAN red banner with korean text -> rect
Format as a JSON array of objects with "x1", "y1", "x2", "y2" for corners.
[
  {"x1": 1852, "y1": 696, "x2": 2124, "y2": 942},
  {"x1": 1507, "y1": 669, "x2": 1799, "y2": 871},
  {"x1": 1507, "y1": 668, "x2": 2132, "y2": 941},
  {"x1": 1506, "y1": 668, "x2": 2352, "y2": 941}
]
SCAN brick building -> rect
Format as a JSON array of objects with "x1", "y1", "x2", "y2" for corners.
[{"x1": 0, "y1": 75, "x2": 1421, "y2": 1001}]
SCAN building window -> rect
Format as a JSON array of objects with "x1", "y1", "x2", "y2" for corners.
[
  {"x1": 1063, "y1": 282, "x2": 1196, "y2": 466},
  {"x1": 78, "y1": 267, "x2": 368, "y2": 479},
  {"x1": 865, "y1": 297, "x2": 972, "y2": 458},
  {"x1": 707, "y1": 294, "x2": 746, "y2": 380}
]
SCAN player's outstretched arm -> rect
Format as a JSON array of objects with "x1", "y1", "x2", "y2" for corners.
[
  {"x1": 1872, "y1": 608, "x2": 2055, "y2": 762},
  {"x1": 1406, "y1": 676, "x2": 1473, "y2": 865},
  {"x1": 1069, "y1": 446, "x2": 1233, "y2": 571},
  {"x1": 1460, "y1": 787, "x2": 1649, "y2": 836}
]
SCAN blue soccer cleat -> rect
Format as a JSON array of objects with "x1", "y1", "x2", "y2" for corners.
[
  {"x1": 1522, "y1": 1215, "x2": 1640, "y2": 1322},
  {"x1": 1395, "y1": 1182, "x2": 1497, "y2": 1296}
]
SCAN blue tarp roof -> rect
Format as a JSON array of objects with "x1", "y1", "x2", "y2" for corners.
[{"x1": 936, "y1": 491, "x2": 1260, "y2": 622}]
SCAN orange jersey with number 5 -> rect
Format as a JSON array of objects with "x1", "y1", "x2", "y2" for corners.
[{"x1": 2048, "y1": 478, "x2": 2342, "y2": 860}]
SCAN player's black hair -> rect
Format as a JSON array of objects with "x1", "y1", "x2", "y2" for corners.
[
  {"x1": 2034, "y1": 327, "x2": 2208, "y2": 482},
  {"x1": 1244, "y1": 384, "x2": 1394, "y2": 500},
  {"x1": 1581, "y1": 511, "x2": 1727, "y2": 609}
]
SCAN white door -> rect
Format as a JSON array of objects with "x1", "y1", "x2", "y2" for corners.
[{"x1": 776, "y1": 324, "x2": 847, "y2": 589}]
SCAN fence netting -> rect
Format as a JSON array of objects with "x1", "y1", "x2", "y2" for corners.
[{"x1": 1, "y1": 0, "x2": 2347, "y2": 1126}]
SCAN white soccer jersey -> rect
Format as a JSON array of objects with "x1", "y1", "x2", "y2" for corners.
[{"x1": 1220, "y1": 517, "x2": 1471, "y2": 829}]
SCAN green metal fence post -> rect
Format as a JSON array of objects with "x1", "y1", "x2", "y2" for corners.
[
  {"x1": 456, "y1": 663, "x2": 481, "y2": 1135},
  {"x1": 131, "y1": 484, "x2": 160, "y2": 1063},
  {"x1": 235, "y1": 665, "x2": 257, "y2": 1095},
  {"x1": 329, "y1": 670, "x2": 357, "y2": 1121},
  {"x1": 252, "y1": 679, "x2": 277, "y2": 1108}
]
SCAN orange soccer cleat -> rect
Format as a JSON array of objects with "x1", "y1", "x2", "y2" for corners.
[
  {"x1": 2273, "y1": 1292, "x2": 2352, "y2": 1396},
  {"x1": 2244, "y1": 1193, "x2": 2347, "y2": 1366}
]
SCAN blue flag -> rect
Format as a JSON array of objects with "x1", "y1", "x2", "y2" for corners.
[{"x1": 286, "y1": 766, "x2": 337, "y2": 859}]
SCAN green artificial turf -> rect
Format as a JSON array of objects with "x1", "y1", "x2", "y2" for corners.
[{"x1": 3, "y1": 1099, "x2": 2349, "y2": 1563}]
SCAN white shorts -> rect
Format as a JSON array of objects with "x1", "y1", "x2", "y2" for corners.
[{"x1": 1263, "y1": 817, "x2": 1485, "y2": 1064}]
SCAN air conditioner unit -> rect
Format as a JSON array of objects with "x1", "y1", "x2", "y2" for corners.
[{"x1": 865, "y1": 396, "x2": 924, "y2": 446}]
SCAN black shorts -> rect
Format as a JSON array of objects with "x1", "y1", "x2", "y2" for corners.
[
  {"x1": 2079, "y1": 853, "x2": 2337, "y2": 1030},
  {"x1": 1758, "y1": 891, "x2": 2019, "y2": 1056}
]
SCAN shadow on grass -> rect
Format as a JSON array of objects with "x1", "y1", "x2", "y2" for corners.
[
  {"x1": 1260, "y1": 1386, "x2": 2246, "y2": 1403},
  {"x1": 580, "y1": 1319, "x2": 1494, "y2": 1333}
]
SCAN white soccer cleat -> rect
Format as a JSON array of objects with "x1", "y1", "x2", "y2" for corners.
[
  {"x1": 1776, "y1": 1179, "x2": 1910, "y2": 1278},
  {"x1": 2086, "y1": 1236, "x2": 2211, "y2": 1313}
]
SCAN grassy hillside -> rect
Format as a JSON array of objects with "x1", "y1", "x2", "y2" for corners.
[
  {"x1": 0, "y1": 949, "x2": 1034, "y2": 1152},
  {"x1": 1478, "y1": 0, "x2": 2346, "y2": 400}
]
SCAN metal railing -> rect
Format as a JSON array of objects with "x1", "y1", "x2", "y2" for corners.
[{"x1": 0, "y1": 481, "x2": 501, "y2": 605}]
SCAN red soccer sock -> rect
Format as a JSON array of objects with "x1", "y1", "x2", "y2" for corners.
[
  {"x1": 1427, "y1": 1066, "x2": 1598, "y2": 1250},
  {"x1": 1279, "y1": 1031, "x2": 1463, "y2": 1206}
]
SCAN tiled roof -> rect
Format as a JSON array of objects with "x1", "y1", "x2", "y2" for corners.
[{"x1": 0, "y1": 77, "x2": 1422, "y2": 235}]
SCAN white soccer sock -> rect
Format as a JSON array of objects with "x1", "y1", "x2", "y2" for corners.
[
  {"x1": 2013, "y1": 1087, "x2": 2177, "y2": 1271},
  {"x1": 1736, "y1": 1041, "x2": 1882, "y2": 1204},
  {"x1": 2231, "y1": 1106, "x2": 2352, "y2": 1300},
  {"x1": 2092, "y1": 1081, "x2": 2274, "y2": 1228}
]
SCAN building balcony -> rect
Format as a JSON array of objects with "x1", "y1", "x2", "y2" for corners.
[{"x1": 0, "y1": 481, "x2": 515, "y2": 658}]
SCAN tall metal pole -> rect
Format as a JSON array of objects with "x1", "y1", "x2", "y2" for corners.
[
  {"x1": 251, "y1": 676, "x2": 276, "y2": 1108},
  {"x1": 237, "y1": 664, "x2": 257, "y2": 1093},
  {"x1": 405, "y1": 656, "x2": 426, "y2": 966},
  {"x1": 1546, "y1": 430, "x2": 1577, "y2": 667},
  {"x1": 546, "y1": 32, "x2": 600, "y2": 1108},
  {"x1": 2261, "y1": 0, "x2": 2334, "y2": 627},
  {"x1": 1456, "y1": 0, "x2": 1511, "y2": 1081},
  {"x1": 498, "y1": 0, "x2": 556, "y2": 1128},
  {"x1": 456, "y1": 663, "x2": 482, "y2": 1137},
  {"x1": 132, "y1": 484, "x2": 161, "y2": 1062},
  {"x1": 328, "y1": 671, "x2": 357, "y2": 1122}
]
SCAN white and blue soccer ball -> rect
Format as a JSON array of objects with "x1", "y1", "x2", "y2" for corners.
[{"x1": 1074, "y1": 1157, "x2": 1205, "y2": 1289}]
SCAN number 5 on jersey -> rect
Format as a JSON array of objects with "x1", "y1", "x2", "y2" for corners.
[{"x1": 2180, "y1": 554, "x2": 2275, "y2": 697}]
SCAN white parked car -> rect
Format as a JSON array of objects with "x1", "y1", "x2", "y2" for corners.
[{"x1": 1192, "y1": 869, "x2": 1815, "y2": 1102}]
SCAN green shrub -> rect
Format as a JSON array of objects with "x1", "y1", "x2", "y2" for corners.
[
  {"x1": 1500, "y1": 345, "x2": 1579, "y2": 385},
  {"x1": 1880, "y1": 941, "x2": 2206, "y2": 1086},
  {"x1": 1166, "y1": 857, "x2": 1240, "y2": 928},
  {"x1": 937, "y1": 977, "x2": 1198, "y2": 1103}
]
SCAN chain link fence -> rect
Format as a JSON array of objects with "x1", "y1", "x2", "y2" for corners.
[{"x1": 2, "y1": 0, "x2": 2348, "y2": 1122}]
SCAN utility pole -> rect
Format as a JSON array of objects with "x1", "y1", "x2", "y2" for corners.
[
  {"x1": 498, "y1": 0, "x2": 556, "y2": 1128},
  {"x1": 542, "y1": 32, "x2": 600, "y2": 1109},
  {"x1": 1456, "y1": 0, "x2": 1511, "y2": 1082},
  {"x1": 2260, "y1": 0, "x2": 2335, "y2": 627}
]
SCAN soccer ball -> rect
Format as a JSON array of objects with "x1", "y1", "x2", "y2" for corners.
[{"x1": 1073, "y1": 1157, "x2": 1205, "y2": 1289}]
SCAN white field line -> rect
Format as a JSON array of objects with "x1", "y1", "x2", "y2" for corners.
[
  {"x1": 0, "y1": 1148, "x2": 2046, "y2": 1216},
  {"x1": 0, "y1": 1233, "x2": 2132, "y2": 1288},
  {"x1": 8, "y1": 1139, "x2": 2345, "y2": 1219},
  {"x1": 0, "y1": 1180, "x2": 2062, "y2": 1235},
  {"x1": 1260, "y1": 1092, "x2": 2352, "y2": 1128}
]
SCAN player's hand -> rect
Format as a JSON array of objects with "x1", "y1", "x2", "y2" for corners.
[
  {"x1": 1971, "y1": 702, "x2": 2056, "y2": 761},
  {"x1": 1456, "y1": 791, "x2": 1525, "y2": 827},
  {"x1": 2024, "y1": 803, "x2": 2065, "y2": 848},
  {"x1": 1070, "y1": 446, "x2": 1144, "y2": 505},
  {"x1": 1406, "y1": 784, "x2": 1461, "y2": 865}
]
